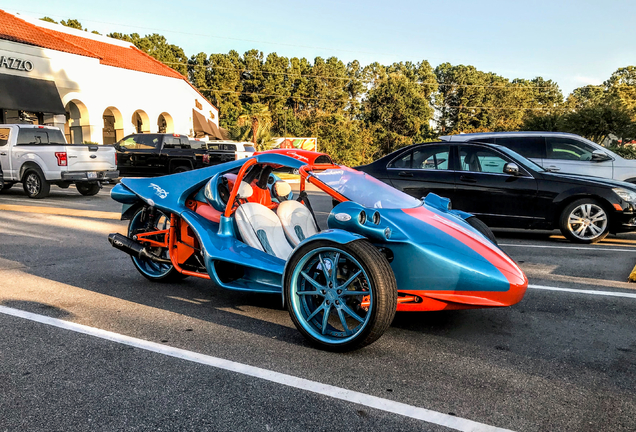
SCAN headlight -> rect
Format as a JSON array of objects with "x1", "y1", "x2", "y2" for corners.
[{"x1": 613, "y1": 188, "x2": 636, "y2": 203}]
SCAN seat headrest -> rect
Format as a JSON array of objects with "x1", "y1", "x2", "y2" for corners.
[
  {"x1": 237, "y1": 181, "x2": 253, "y2": 199},
  {"x1": 273, "y1": 181, "x2": 291, "y2": 200}
]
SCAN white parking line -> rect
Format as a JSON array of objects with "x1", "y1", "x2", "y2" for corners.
[
  {"x1": 500, "y1": 244, "x2": 636, "y2": 253},
  {"x1": 0, "y1": 305, "x2": 514, "y2": 432},
  {"x1": 529, "y1": 284, "x2": 636, "y2": 299}
]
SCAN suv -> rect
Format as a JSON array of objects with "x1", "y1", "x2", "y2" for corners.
[{"x1": 440, "y1": 132, "x2": 636, "y2": 183}]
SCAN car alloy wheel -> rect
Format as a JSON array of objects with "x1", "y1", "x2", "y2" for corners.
[
  {"x1": 567, "y1": 203, "x2": 607, "y2": 241},
  {"x1": 25, "y1": 173, "x2": 40, "y2": 196}
]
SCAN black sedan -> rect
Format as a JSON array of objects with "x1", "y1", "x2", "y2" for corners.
[{"x1": 357, "y1": 141, "x2": 636, "y2": 243}]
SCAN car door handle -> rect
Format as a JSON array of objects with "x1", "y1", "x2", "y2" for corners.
[
  {"x1": 459, "y1": 175, "x2": 477, "y2": 183},
  {"x1": 546, "y1": 165, "x2": 561, "y2": 171},
  {"x1": 398, "y1": 171, "x2": 413, "y2": 177},
  {"x1": 0, "y1": 152, "x2": 6, "y2": 156}
]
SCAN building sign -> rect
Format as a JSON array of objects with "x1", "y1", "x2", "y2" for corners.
[
  {"x1": 195, "y1": 99, "x2": 202, "y2": 110},
  {"x1": 0, "y1": 55, "x2": 33, "y2": 72}
]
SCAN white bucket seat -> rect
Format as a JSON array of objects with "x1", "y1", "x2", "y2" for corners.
[
  {"x1": 235, "y1": 202, "x2": 293, "y2": 260},
  {"x1": 277, "y1": 200, "x2": 320, "y2": 246}
]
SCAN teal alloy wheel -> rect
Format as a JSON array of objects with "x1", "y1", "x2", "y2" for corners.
[
  {"x1": 285, "y1": 240, "x2": 397, "y2": 351},
  {"x1": 128, "y1": 207, "x2": 186, "y2": 282}
]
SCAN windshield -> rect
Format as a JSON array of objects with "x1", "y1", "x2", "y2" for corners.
[
  {"x1": 496, "y1": 146, "x2": 546, "y2": 172},
  {"x1": 312, "y1": 167, "x2": 421, "y2": 209}
]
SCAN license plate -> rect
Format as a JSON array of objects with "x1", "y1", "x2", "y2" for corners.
[{"x1": 87, "y1": 171, "x2": 97, "y2": 179}]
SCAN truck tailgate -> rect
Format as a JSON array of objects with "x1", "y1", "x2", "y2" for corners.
[{"x1": 66, "y1": 145, "x2": 117, "y2": 172}]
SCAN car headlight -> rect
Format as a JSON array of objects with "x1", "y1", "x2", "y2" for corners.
[{"x1": 613, "y1": 188, "x2": 636, "y2": 203}]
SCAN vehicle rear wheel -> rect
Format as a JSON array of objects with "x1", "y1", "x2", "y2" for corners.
[
  {"x1": 559, "y1": 198, "x2": 609, "y2": 244},
  {"x1": 285, "y1": 239, "x2": 397, "y2": 351},
  {"x1": 128, "y1": 208, "x2": 187, "y2": 282},
  {"x1": 465, "y1": 216, "x2": 498, "y2": 245},
  {"x1": 22, "y1": 168, "x2": 50, "y2": 199},
  {"x1": 172, "y1": 166, "x2": 191, "y2": 174},
  {"x1": 76, "y1": 182, "x2": 101, "y2": 196}
]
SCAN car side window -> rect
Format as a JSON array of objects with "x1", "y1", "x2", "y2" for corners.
[
  {"x1": 459, "y1": 146, "x2": 509, "y2": 174},
  {"x1": 119, "y1": 135, "x2": 158, "y2": 150},
  {"x1": 411, "y1": 145, "x2": 451, "y2": 170},
  {"x1": 546, "y1": 137, "x2": 596, "y2": 161},
  {"x1": 495, "y1": 137, "x2": 546, "y2": 159},
  {"x1": 0, "y1": 128, "x2": 10, "y2": 146},
  {"x1": 388, "y1": 151, "x2": 413, "y2": 169}
]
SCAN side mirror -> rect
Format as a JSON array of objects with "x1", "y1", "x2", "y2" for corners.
[
  {"x1": 591, "y1": 150, "x2": 611, "y2": 162},
  {"x1": 503, "y1": 162, "x2": 520, "y2": 176}
]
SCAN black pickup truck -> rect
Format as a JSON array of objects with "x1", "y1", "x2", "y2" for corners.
[{"x1": 115, "y1": 133, "x2": 215, "y2": 177}]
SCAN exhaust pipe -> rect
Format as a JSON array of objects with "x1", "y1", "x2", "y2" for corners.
[{"x1": 108, "y1": 233, "x2": 172, "y2": 264}]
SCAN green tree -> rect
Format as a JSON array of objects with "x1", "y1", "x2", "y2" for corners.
[
  {"x1": 108, "y1": 33, "x2": 188, "y2": 76},
  {"x1": 60, "y1": 19, "x2": 83, "y2": 30},
  {"x1": 39, "y1": 17, "x2": 58, "y2": 24},
  {"x1": 237, "y1": 103, "x2": 273, "y2": 149}
]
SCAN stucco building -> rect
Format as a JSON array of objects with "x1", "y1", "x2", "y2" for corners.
[{"x1": 0, "y1": 10, "x2": 220, "y2": 144}]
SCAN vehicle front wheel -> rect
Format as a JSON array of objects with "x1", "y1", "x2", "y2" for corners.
[
  {"x1": 285, "y1": 239, "x2": 397, "y2": 351},
  {"x1": 76, "y1": 182, "x2": 100, "y2": 196},
  {"x1": 128, "y1": 208, "x2": 187, "y2": 282},
  {"x1": 23, "y1": 168, "x2": 50, "y2": 199},
  {"x1": 465, "y1": 216, "x2": 498, "y2": 245},
  {"x1": 172, "y1": 166, "x2": 191, "y2": 174},
  {"x1": 559, "y1": 199, "x2": 609, "y2": 244}
]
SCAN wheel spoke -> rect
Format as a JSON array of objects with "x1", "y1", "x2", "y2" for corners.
[
  {"x1": 300, "y1": 271, "x2": 325, "y2": 291},
  {"x1": 574, "y1": 224, "x2": 586, "y2": 236},
  {"x1": 306, "y1": 304, "x2": 324, "y2": 322},
  {"x1": 331, "y1": 252, "x2": 340, "y2": 284},
  {"x1": 589, "y1": 224, "x2": 602, "y2": 235},
  {"x1": 297, "y1": 290, "x2": 323, "y2": 296},
  {"x1": 338, "y1": 269, "x2": 362, "y2": 290},
  {"x1": 591, "y1": 214, "x2": 606, "y2": 223},
  {"x1": 341, "y1": 303, "x2": 364, "y2": 323},
  {"x1": 341, "y1": 289, "x2": 367, "y2": 296},
  {"x1": 583, "y1": 204, "x2": 591, "y2": 218},
  {"x1": 569, "y1": 216, "x2": 584, "y2": 224},
  {"x1": 321, "y1": 304, "x2": 331, "y2": 334},
  {"x1": 336, "y1": 308, "x2": 350, "y2": 334}
]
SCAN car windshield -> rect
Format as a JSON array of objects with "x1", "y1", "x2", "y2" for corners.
[
  {"x1": 312, "y1": 167, "x2": 421, "y2": 209},
  {"x1": 496, "y1": 146, "x2": 546, "y2": 172}
]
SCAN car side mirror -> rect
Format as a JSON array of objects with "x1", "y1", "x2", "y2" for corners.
[
  {"x1": 591, "y1": 150, "x2": 611, "y2": 162},
  {"x1": 503, "y1": 162, "x2": 520, "y2": 176}
]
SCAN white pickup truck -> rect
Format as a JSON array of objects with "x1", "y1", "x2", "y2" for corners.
[{"x1": 0, "y1": 124, "x2": 118, "y2": 198}]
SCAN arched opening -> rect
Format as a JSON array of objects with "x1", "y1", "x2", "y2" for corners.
[
  {"x1": 64, "y1": 100, "x2": 90, "y2": 144},
  {"x1": 102, "y1": 107, "x2": 124, "y2": 144},
  {"x1": 157, "y1": 112, "x2": 174, "y2": 134},
  {"x1": 132, "y1": 110, "x2": 150, "y2": 133}
]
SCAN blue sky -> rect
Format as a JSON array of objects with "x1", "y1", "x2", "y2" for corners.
[{"x1": 2, "y1": 0, "x2": 634, "y2": 95}]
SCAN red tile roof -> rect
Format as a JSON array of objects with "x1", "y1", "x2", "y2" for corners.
[{"x1": 0, "y1": 10, "x2": 187, "y2": 80}]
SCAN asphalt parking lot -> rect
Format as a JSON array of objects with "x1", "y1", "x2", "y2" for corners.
[{"x1": 0, "y1": 184, "x2": 635, "y2": 431}]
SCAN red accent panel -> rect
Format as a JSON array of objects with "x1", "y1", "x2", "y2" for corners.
[
  {"x1": 395, "y1": 288, "x2": 527, "y2": 312},
  {"x1": 254, "y1": 149, "x2": 332, "y2": 165},
  {"x1": 402, "y1": 207, "x2": 528, "y2": 294}
]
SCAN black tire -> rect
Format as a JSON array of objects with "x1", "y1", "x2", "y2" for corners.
[
  {"x1": 465, "y1": 216, "x2": 498, "y2": 245},
  {"x1": 559, "y1": 198, "x2": 609, "y2": 244},
  {"x1": 76, "y1": 183, "x2": 101, "y2": 196},
  {"x1": 285, "y1": 239, "x2": 397, "y2": 352},
  {"x1": 128, "y1": 207, "x2": 187, "y2": 283},
  {"x1": 22, "y1": 168, "x2": 50, "y2": 199},
  {"x1": 172, "y1": 166, "x2": 192, "y2": 174},
  {"x1": 0, "y1": 182, "x2": 13, "y2": 192}
]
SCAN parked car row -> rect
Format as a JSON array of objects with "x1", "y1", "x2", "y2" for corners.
[
  {"x1": 358, "y1": 135, "x2": 636, "y2": 244},
  {"x1": 115, "y1": 134, "x2": 255, "y2": 178},
  {"x1": 0, "y1": 126, "x2": 256, "y2": 198}
]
